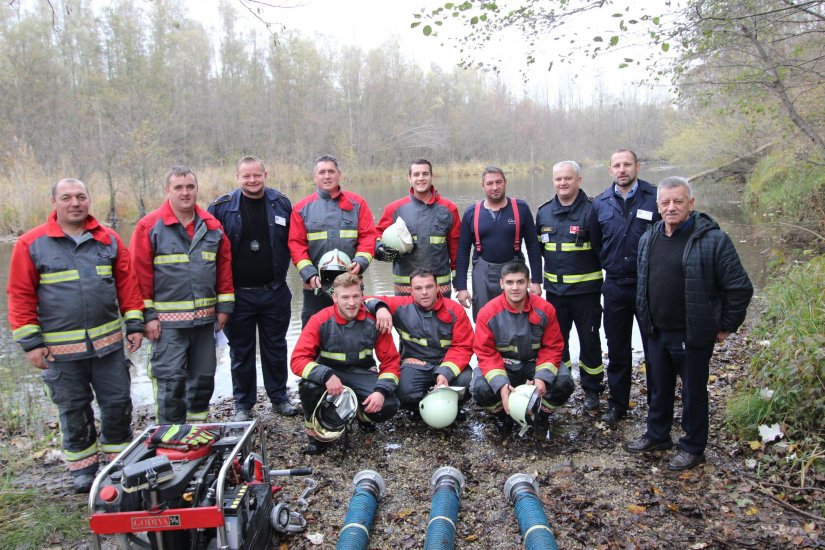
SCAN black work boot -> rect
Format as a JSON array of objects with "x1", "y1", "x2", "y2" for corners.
[
  {"x1": 72, "y1": 472, "x2": 95, "y2": 494},
  {"x1": 583, "y1": 391, "x2": 601, "y2": 412},
  {"x1": 304, "y1": 436, "x2": 328, "y2": 455},
  {"x1": 493, "y1": 412, "x2": 514, "y2": 434},
  {"x1": 600, "y1": 403, "x2": 626, "y2": 425}
]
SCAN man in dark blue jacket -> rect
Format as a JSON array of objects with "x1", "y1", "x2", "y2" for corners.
[
  {"x1": 590, "y1": 149, "x2": 660, "y2": 424},
  {"x1": 628, "y1": 177, "x2": 752, "y2": 470},
  {"x1": 209, "y1": 156, "x2": 298, "y2": 420}
]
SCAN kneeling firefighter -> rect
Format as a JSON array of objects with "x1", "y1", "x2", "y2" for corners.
[{"x1": 290, "y1": 272, "x2": 401, "y2": 454}]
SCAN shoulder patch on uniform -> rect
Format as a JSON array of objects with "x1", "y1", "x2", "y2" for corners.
[{"x1": 211, "y1": 193, "x2": 232, "y2": 206}]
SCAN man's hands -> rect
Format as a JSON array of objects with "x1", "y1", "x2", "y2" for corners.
[
  {"x1": 362, "y1": 391, "x2": 385, "y2": 414},
  {"x1": 216, "y1": 313, "x2": 230, "y2": 332},
  {"x1": 456, "y1": 290, "x2": 471, "y2": 309},
  {"x1": 348, "y1": 262, "x2": 362, "y2": 275},
  {"x1": 500, "y1": 384, "x2": 514, "y2": 414},
  {"x1": 716, "y1": 331, "x2": 731, "y2": 343},
  {"x1": 435, "y1": 374, "x2": 449, "y2": 388},
  {"x1": 325, "y1": 374, "x2": 344, "y2": 396},
  {"x1": 26, "y1": 347, "x2": 50, "y2": 370},
  {"x1": 146, "y1": 319, "x2": 161, "y2": 341},
  {"x1": 126, "y1": 333, "x2": 143, "y2": 353},
  {"x1": 374, "y1": 244, "x2": 399, "y2": 263},
  {"x1": 529, "y1": 282, "x2": 543, "y2": 296},
  {"x1": 529, "y1": 378, "x2": 546, "y2": 397},
  {"x1": 375, "y1": 307, "x2": 393, "y2": 334}
]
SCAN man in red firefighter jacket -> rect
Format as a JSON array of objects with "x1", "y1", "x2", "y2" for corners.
[
  {"x1": 375, "y1": 159, "x2": 461, "y2": 296},
  {"x1": 288, "y1": 154, "x2": 377, "y2": 326},
  {"x1": 131, "y1": 166, "x2": 234, "y2": 424},
  {"x1": 7, "y1": 178, "x2": 144, "y2": 493},
  {"x1": 290, "y1": 273, "x2": 401, "y2": 454},
  {"x1": 472, "y1": 260, "x2": 572, "y2": 433},
  {"x1": 366, "y1": 268, "x2": 473, "y2": 413}
]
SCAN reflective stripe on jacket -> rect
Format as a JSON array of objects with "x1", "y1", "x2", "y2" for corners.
[
  {"x1": 290, "y1": 305, "x2": 401, "y2": 396},
  {"x1": 473, "y1": 293, "x2": 564, "y2": 395},
  {"x1": 376, "y1": 186, "x2": 460, "y2": 286},
  {"x1": 364, "y1": 294, "x2": 473, "y2": 382},
  {"x1": 289, "y1": 188, "x2": 377, "y2": 282},
  {"x1": 7, "y1": 213, "x2": 144, "y2": 359},
  {"x1": 536, "y1": 189, "x2": 602, "y2": 295},
  {"x1": 131, "y1": 201, "x2": 234, "y2": 327}
]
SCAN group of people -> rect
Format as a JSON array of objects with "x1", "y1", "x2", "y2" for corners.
[{"x1": 7, "y1": 149, "x2": 753, "y2": 493}]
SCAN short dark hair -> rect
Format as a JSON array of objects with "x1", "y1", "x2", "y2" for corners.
[
  {"x1": 612, "y1": 148, "x2": 638, "y2": 164},
  {"x1": 500, "y1": 260, "x2": 529, "y2": 279},
  {"x1": 482, "y1": 165, "x2": 506, "y2": 181},
  {"x1": 236, "y1": 155, "x2": 265, "y2": 173},
  {"x1": 165, "y1": 165, "x2": 197, "y2": 188},
  {"x1": 409, "y1": 267, "x2": 437, "y2": 285},
  {"x1": 409, "y1": 159, "x2": 433, "y2": 176},
  {"x1": 313, "y1": 154, "x2": 340, "y2": 174}
]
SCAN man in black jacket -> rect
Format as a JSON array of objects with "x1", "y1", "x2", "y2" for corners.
[
  {"x1": 628, "y1": 177, "x2": 753, "y2": 470},
  {"x1": 209, "y1": 156, "x2": 298, "y2": 420}
]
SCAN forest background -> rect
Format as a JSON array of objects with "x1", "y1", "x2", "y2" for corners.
[{"x1": 0, "y1": 0, "x2": 822, "y2": 544}]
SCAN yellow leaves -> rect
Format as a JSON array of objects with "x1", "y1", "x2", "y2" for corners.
[
  {"x1": 627, "y1": 504, "x2": 646, "y2": 514},
  {"x1": 745, "y1": 506, "x2": 759, "y2": 516},
  {"x1": 708, "y1": 374, "x2": 717, "y2": 383},
  {"x1": 749, "y1": 440, "x2": 762, "y2": 450},
  {"x1": 464, "y1": 534, "x2": 479, "y2": 542},
  {"x1": 393, "y1": 508, "x2": 416, "y2": 519}
]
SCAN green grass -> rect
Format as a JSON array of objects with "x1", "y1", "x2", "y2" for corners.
[{"x1": 726, "y1": 255, "x2": 825, "y2": 483}]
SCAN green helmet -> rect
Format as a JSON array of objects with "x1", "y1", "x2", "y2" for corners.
[
  {"x1": 310, "y1": 386, "x2": 358, "y2": 442},
  {"x1": 508, "y1": 384, "x2": 541, "y2": 436},
  {"x1": 381, "y1": 217, "x2": 414, "y2": 255},
  {"x1": 419, "y1": 386, "x2": 459, "y2": 429}
]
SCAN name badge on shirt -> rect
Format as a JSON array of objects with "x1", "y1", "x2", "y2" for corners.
[
  {"x1": 569, "y1": 225, "x2": 580, "y2": 234},
  {"x1": 275, "y1": 216, "x2": 286, "y2": 226},
  {"x1": 636, "y1": 209, "x2": 653, "y2": 221}
]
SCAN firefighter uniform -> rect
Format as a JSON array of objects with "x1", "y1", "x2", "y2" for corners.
[
  {"x1": 7, "y1": 212, "x2": 144, "y2": 474},
  {"x1": 365, "y1": 294, "x2": 473, "y2": 409},
  {"x1": 290, "y1": 305, "x2": 401, "y2": 432},
  {"x1": 455, "y1": 198, "x2": 543, "y2": 319},
  {"x1": 131, "y1": 201, "x2": 234, "y2": 423},
  {"x1": 288, "y1": 188, "x2": 377, "y2": 325},
  {"x1": 472, "y1": 293, "x2": 566, "y2": 411},
  {"x1": 535, "y1": 189, "x2": 605, "y2": 395},
  {"x1": 590, "y1": 179, "x2": 660, "y2": 415},
  {"x1": 376, "y1": 186, "x2": 461, "y2": 295}
]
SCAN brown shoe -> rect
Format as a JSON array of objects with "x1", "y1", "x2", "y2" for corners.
[{"x1": 668, "y1": 450, "x2": 706, "y2": 470}]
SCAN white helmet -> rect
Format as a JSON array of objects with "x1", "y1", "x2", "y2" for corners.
[
  {"x1": 381, "y1": 217, "x2": 414, "y2": 255},
  {"x1": 419, "y1": 386, "x2": 459, "y2": 429},
  {"x1": 310, "y1": 386, "x2": 358, "y2": 442},
  {"x1": 317, "y1": 249, "x2": 352, "y2": 287},
  {"x1": 508, "y1": 384, "x2": 541, "y2": 436}
]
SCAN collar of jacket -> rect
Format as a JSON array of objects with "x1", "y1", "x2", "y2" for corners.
[
  {"x1": 408, "y1": 185, "x2": 438, "y2": 205},
  {"x1": 160, "y1": 200, "x2": 221, "y2": 230},
  {"x1": 46, "y1": 211, "x2": 111, "y2": 244},
  {"x1": 332, "y1": 303, "x2": 368, "y2": 324},
  {"x1": 317, "y1": 186, "x2": 353, "y2": 211},
  {"x1": 500, "y1": 293, "x2": 544, "y2": 325},
  {"x1": 227, "y1": 187, "x2": 275, "y2": 211}
]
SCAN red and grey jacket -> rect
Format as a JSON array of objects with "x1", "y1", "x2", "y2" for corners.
[
  {"x1": 376, "y1": 186, "x2": 460, "y2": 291},
  {"x1": 7, "y1": 212, "x2": 144, "y2": 360},
  {"x1": 288, "y1": 187, "x2": 377, "y2": 282},
  {"x1": 535, "y1": 189, "x2": 603, "y2": 296},
  {"x1": 131, "y1": 201, "x2": 234, "y2": 327},
  {"x1": 365, "y1": 294, "x2": 473, "y2": 382},
  {"x1": 290, "y1": 305, "x2": 401, "y2": 396},
  {"x1": 473, "y1": 293, "x2": 564, "y2": 394}
]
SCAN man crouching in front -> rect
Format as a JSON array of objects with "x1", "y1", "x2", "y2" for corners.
[{"x1": 290, "y1": 273, "x2": 401, "y2": 454}]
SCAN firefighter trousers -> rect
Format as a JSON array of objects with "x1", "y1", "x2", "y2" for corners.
[
  {"x1": 397, "y1": 361, "x2": 472, "y2": 410},
  {"x1": 298, "y1": 366, "x2": 400, "y2": 424},
  {"x1": 546, "y1": 291, "x2": 605, "y2": 394}
]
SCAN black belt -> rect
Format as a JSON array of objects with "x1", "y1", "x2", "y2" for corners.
[{"x1": 237, "y1": 280, "x2": 280, "y2": 291}]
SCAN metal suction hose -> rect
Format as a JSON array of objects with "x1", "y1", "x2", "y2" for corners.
[
  {"x1": 424, "y1": 466, "x2": 465, "y2": 550},
  {"x1": 503, "y1": 473, "x2": 558, "y2": 550},
  {"x1": 336, "y1": 470, "x2": 385, "y2": 550}
]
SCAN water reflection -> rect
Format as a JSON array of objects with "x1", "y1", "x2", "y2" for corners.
[{"x1": 0, "y1": 165, "x2": 769, "y2": 408}]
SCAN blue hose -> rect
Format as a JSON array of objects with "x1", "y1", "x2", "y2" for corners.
[
  {"x1": 512, "y1": 492, "x2": 557, "y2": 550},
  {"x1": 336, "y1": 470, "x2": 384, "y2": 550},
  {"x1": 336, "y1": 488, "x2": 378, "y2": 550},
  {"x1": 424, "y1": 484, "x2": 460, "y2": 549}
]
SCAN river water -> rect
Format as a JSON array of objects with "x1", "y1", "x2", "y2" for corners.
[{"x1": 0, "y1": 165, "x2": 767, "y2": 408}]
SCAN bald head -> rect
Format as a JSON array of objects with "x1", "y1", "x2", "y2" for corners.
[{"x1": 51, "y1": 178, "x2": 88, "y2": 199}]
